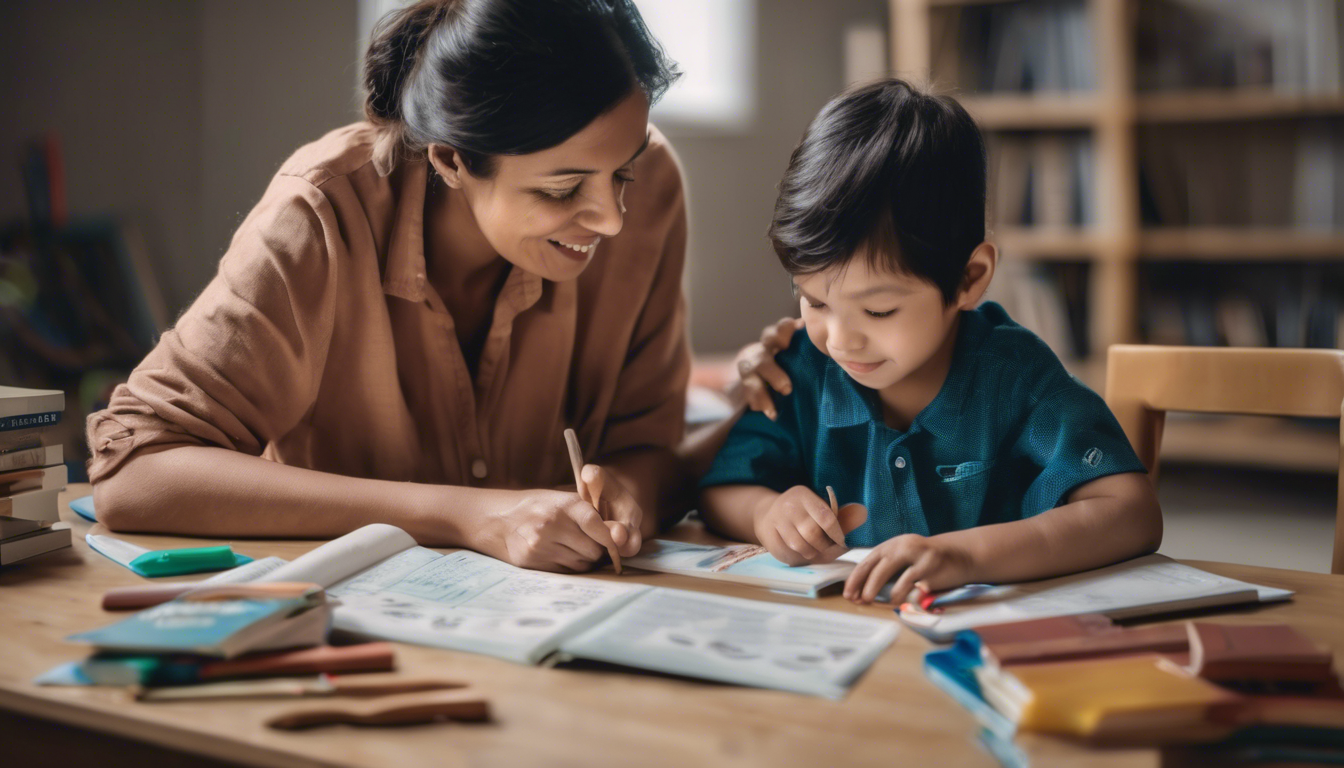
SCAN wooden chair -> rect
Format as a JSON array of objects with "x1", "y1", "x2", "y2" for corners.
[{"x1": 1104, "y1": 345, "x2": 1344, "y2": 575}]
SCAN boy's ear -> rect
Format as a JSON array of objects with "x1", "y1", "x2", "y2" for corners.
[
  {"x1": 427, "y1": 144, "x2": 468, "y2": 188},
  {"x1": 955, "y1": 241, "x2": 998, "y2": 310}
]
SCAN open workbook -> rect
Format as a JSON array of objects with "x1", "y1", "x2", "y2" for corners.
[
  {"x1": 897, "y1": 554, "x2": 1293, "y2": 642},
  {"x1": 227, "y1": 525, "x2": 896, "y2": 698}
]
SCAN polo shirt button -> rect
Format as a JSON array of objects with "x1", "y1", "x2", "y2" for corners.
[
  {"x1": 894, "y1": 456, "x2": 907, "y2": 469},
  {"x1": 471, "y1": 458, "x2": 488, "y2": 479}
]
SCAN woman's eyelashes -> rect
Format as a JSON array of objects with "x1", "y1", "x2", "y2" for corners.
[
  {"x1": 866, "y1": 308, "x2": 898, "y2": 318},
  {"x1": 534, "y1": 170, "x2": 635, "y2": 204}
]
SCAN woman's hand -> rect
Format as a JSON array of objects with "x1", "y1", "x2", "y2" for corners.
[
  {"x1": 752, "y1": 485, "x2": 867, "y2": 566},
  {"x1": 843, "y1": 534, "x2": 975, "y2": 605},
  {"x1": 580, "y1": 463, "x2": 644, "y2": 557},
  {"x1": 477, "y1": 489, "x2": 623, "y2": 573},
  {"x1": 734, "y1": 317, "x2": 804, "y2": 420}
]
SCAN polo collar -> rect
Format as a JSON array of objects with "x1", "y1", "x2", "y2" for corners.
[{"x1": 816, "y1": 309, "x2": 988, "y2": 439}]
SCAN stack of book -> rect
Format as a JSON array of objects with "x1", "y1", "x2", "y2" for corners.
[
  {"x1": 1, "y1": 385, "x2": 71, "y2": 565},
  {"x1": 925, "y1": 614, "x2": 1344, "y2": 764}
]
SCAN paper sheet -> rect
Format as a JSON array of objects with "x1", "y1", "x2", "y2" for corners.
[
  {"x1": 328, "y1": 549, "x2": 648, "y2": 664},
  {"x1": 559, "y1": 587, "x2": 899, "y2": 698}
]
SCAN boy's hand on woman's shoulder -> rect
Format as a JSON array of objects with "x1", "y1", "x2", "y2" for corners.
[
  {"x1": 843, "y1": 534, "x2": 974, "y2": 605},
  {"x1": 753, "y1": 485, "x2": 867, "y2": 566},
  {"x1": 733, "y1": 317, "x2": 804, "y2": 420}
]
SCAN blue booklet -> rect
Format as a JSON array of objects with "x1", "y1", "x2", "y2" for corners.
[
  {"x1": 922, "y1": 632, "x2": 1017, "y2": 742},
  {"x1": 68, "y1": 586, "x2": 329, "y2": 658}
]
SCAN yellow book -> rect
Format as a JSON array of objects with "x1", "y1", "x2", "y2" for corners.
[{"x1": 975, "y1": 654, "x2": 1240, "y2": 738}]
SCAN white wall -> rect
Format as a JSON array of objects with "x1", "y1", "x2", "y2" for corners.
[{"x1": 667, "y1": 0, "x2": 889, "y2": 353}]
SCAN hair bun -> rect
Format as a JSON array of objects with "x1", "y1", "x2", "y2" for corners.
[{"x1": 363, "y1": 0, "x2": 454, "y2": 123}]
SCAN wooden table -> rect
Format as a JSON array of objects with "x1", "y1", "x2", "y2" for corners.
[{"x1": 3, "y1": 485, "x2": 1343, "y2": 768}]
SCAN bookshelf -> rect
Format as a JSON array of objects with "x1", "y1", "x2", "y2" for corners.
[{"x1": 889, "y1": 0, "x2": 1344, "y2": 472}]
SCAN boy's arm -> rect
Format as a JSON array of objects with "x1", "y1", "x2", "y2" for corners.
[
  {"x1": 846, "y1": 471, "x2": 1161, "y2": 602},
  {"x1": 700, "y1": 484, "x2": 778, "y2": 543}
]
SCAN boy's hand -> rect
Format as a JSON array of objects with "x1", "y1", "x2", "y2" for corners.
[
  {"x1": 753, "y1": 485, "x2": 867, "y2": 566},
  {"x1": 843, "y1": 534, "x2": 974, "y2": 605},
  {"x1": 734, "y1": 317, "x2": 804, "y2": 420}
]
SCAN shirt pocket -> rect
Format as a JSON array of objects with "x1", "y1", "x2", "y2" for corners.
[{"x1": 936, "y1": 460, "x2": 995, "y2": 483}]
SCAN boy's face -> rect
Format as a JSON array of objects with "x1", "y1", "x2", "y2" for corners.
[{"x1": 793, "y1": 259, "x2": 962, "y2": 394}]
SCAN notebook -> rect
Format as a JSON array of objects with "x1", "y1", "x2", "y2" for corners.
[
  {"x1": 236, "y1": 524, "x2": 898, "y2": 698},
  {"x1": 898, "y1": 554, "x2": 1293, "y2": 642},
  {"x1": 623, "y1": 538, "x2": 856, "y2": 597}
]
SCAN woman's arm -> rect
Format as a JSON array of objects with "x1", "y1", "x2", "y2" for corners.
[{"x1": 97, "y1": 444, "x2": 622, "y2": 573}]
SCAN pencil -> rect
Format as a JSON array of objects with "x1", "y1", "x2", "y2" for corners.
[
  {"x1": 563, "y1": 428, "x2": 622, "y2": 574},
  {"x1": 825, "y1": 485, "x2": 846, "y2": 548}
]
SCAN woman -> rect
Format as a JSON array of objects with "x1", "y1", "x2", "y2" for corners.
[{"x1": 88, "y1": 0, "x2": 689, "y2": 574}]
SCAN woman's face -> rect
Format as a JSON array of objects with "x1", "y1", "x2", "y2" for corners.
[{"x1": 431, "y1": 89, "x2": 652, "y2": 282}]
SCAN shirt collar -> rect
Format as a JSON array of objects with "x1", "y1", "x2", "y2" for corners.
[
  {"x1": 382, "y1": 159, "x2": 430, "y2": 302},
  {"x1": 816, "y1": 309, "x2": 988, "y2": 439},
  {"x1": 380, "y1": 159, "x2": 544, "y2": 316}
]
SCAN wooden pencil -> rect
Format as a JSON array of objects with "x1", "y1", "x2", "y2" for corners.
[{"x1": 563, "y1": 428, "x2": 621, "y2": 574}]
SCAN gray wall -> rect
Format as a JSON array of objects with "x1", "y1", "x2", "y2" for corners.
[
  {"x1": 1, "y1": 0, "x2": 880, "y2": 355},
  {"x1": 668, "y1": 0, "x2": 888, "y2": 353},
  {"x1": 0, "y1": 0, "x2": 203, "y2": 308},
  {"x1": 0, "y1": 0, "x2": 359, "y2": 314}
]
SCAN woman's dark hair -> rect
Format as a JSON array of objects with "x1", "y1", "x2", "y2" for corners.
[
  {"x1": 768, "y1": 79, "x2": 987, "y2": 304},
  {"x1": 363, "y1": 0, "x2": 679, "y2": 176}
]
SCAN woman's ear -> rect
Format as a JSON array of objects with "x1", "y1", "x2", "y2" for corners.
[
  {"x1": 427, "y1": 144, "x2": 466, "y2": 188},
  {"x1": 956, "y1": 241, "x2": 998, "y2": 310}
]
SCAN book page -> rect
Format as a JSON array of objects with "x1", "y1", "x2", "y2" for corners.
[
  {"x1": 904, "y1": 554, "x2": 1294, "y2": 639},
  {"x1": 256, "y1": 524, "x2": 417, "y2": 588},
  {"x1": 625, "y1": 540, "x2": 854, "y2": 596},
  {"x1": 328, "y1": 550, "x2": 649, "y2": 664},
  {"x1": 558, "y1": 588, "x2": 899, "y2": 699}
]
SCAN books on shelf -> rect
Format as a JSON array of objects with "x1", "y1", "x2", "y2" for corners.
[
  {"x1": 227, "y1": 524, "x2": 899, "y2": 698},
  {"x1": 952, "y1": 0, "x2": 1095, "y2": 94},
  {"x1": 0, "y1": 385, "x2": 68, "y2": 566}
]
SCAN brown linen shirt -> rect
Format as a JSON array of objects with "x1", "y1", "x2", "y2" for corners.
[{"x1": 87, "y1": 123, "x2": 690, "y2": 491}]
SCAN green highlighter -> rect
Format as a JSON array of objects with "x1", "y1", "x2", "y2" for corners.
[{"x1": 128, "y1": 546, "x2": 247, "y2": 578}]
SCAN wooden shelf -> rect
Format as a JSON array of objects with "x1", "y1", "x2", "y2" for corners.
[
  {"x1": 996, "y1": 228, "x2": 1103, "y2": 259},
  {"x1": 959, "y1": 94, "x2": 1101, "y2": 129},
  {"x1": 1137, "y1": 90, "x2": 1344, "y2": 123},
  {"x1": 1140, "y1": 229, "x2": 1344, "y2": 260},
  {"x1": 1161, "y1": 414, "x2": 1339, "y2": 474}
]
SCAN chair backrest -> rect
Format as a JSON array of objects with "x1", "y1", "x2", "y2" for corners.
[{"x1": 1104, "y1": 345, "x2": 1344, "y2": 575}]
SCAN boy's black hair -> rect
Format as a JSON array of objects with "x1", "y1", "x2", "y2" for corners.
[{"x1": 768, "y1": 79, "x2": 987, "y2": 304}]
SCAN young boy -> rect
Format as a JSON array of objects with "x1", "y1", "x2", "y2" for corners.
[{"x1": 699, "y1": 79, "x2": 1162, "y2": 606}]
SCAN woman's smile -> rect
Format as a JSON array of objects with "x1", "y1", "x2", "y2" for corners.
[{"x1": 547, "y1": 236, "x2": 600, "y2": 261}]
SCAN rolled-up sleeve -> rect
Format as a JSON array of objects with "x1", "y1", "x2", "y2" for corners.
[
  {"x1": 86, "y1": 174, "x2": 340, "y2": 482},
  {"x1": 595, "y1": 140, "x2": 692, "y2": 459}
]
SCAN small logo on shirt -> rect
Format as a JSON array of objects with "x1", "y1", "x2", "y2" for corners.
[{"x1": 1083, "y1": 447, "x2": 1103, "y2": 467}]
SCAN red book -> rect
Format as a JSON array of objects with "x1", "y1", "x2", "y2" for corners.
[
  {"x1": 1183, "y1": 623, "x2": 1335, "y2": 684},
  {"x1": 977, "y1": 615, "x2": 1190, "y2": 670}
]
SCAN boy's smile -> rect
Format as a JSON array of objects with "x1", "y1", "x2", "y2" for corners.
[{"x1": 793, "y1": 257, "x2": 969, "y2": 428}]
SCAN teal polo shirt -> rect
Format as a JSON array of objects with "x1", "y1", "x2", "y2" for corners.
[{"x1": 700, "y1": 302, "x2": 1146, "y2": 547}]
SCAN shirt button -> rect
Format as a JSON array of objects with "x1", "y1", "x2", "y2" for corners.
[
  {"x1": 471, "y1": 459, "x2": 488, "y2": 479},
  {"x1": 894, "y1": 457, "x2": 907, "y2": 469}
]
